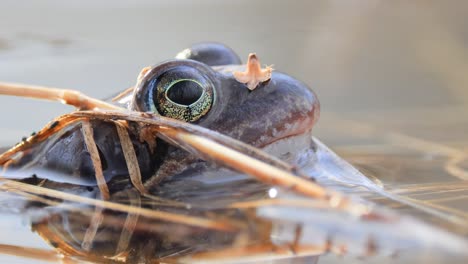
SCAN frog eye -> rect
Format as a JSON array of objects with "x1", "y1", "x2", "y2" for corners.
[{"x1": 132, "y1": 61, "x2": 216, "y2": 122}]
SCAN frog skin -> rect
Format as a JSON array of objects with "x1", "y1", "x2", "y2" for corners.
[
  {"x1": 12, "y1": 42, "x2": 320, "y2": 192},
  {"x1": 3, "y1": 43, "x2": 466, "y2": 264}
]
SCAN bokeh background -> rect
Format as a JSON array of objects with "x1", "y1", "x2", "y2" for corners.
[
  {"x1": 0, "y1": 1, "x2": 467, "y2": 263},
  {"x1": 0, "y1": 0, "x2": 466, "y2": 144}
]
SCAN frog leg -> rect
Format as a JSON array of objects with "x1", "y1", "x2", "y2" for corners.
[{"x1": 0, "y1": 82, "x2": 122, "y2": 110}]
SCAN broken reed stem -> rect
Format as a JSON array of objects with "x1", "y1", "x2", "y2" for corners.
[
  {"x1": 81, "y1": 120, "x2": 110, "y2": 200},
  {"x1": 0, "y1": 244, "x2": 60, "y2": 263},
  {"x1": 161, "y1": 128, "x2": 328, "y2": 199},
  {"x1": 0, "y1": 82, "x2": 122, "y2": 110},
  {"x1": 115, "y1": 122, "x2": 148, "y2": 195}
]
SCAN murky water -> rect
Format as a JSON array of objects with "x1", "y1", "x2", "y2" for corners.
[{"x1": 0, "y1": 1, "x2": 467, "y2": 263}]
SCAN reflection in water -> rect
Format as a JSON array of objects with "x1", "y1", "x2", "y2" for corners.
[{"x1": 0, "y1": 134, "x2": 467, "y2": 263}]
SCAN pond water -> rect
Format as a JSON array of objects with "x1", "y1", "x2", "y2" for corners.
[{"x1": 0, "y1": 1, "x2": 467, "y2": 263}]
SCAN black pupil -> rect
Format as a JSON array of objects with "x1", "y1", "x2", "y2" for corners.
[{"x1": 166, "y1": 80, "x2": 203, "y2": 105}]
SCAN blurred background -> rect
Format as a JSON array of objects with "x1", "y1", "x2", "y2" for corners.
[
  {"x1": 0, "y1": 0, "x2": 466, "y2": 145},
  {"x1": 0, "y1": 1, "x2": 467, "y2": 263}
]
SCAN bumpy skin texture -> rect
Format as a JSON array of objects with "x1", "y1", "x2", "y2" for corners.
[{"x1": 17, "y1": 43, "x2": 319, "y2": 188}]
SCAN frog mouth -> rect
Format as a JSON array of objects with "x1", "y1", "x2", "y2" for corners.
[{"x1": 253, "y1": 104, "x2": 320, "y2": 150}]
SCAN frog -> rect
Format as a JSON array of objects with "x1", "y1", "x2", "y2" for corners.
[
  {"x1": 6, "y1": 42, "x2": 320, "y2": 193},
  {"x1": 0, "y1": 43, "x2": 323, "y2": 261},
  {"x1": 1, "y1": 43, "x2": 464, "y2": 263}
]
